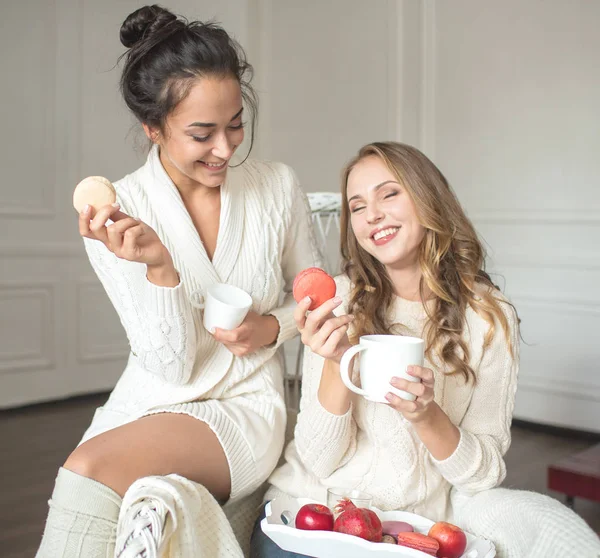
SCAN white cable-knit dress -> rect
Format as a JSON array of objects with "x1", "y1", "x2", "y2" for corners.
[{"x1": 79, "y1": 146, "x2": 322, "y2": 502}]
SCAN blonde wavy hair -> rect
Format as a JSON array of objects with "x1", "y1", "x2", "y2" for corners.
[{"x1": 340, "y1": 142, "x2": 517, "y2": 383}]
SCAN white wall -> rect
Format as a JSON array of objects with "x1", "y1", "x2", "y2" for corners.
[
  {"x1": 252, "y1": 0, "x2": 398, "y2": 191},
  {"x1": 256, "y1": 0, "x2": 600, "y2": 432},
  {"x1": 421, "y1": 0, "x2": 600, "y2": 432},
  {"x1": 2, "y1": 0, "x2": 598, "y2": 432},
  {"x1": 0, "y1": 0, "x2": 250, "y2": 407}
]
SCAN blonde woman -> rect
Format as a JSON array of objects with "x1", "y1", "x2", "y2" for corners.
[{"x1": 251, "y1": 142, "x2": 600, "y2": 558}]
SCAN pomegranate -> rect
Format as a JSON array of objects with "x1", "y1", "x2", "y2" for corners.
[
  {"x1": 294, "y1": 503, "x2": 334, "y2": 531},
  {"x1": 428, "y1": 521, "x2": 467, "y2": 558},
  {"x1": 332, "y1": 498, "x2": 383, "y2": 542}
]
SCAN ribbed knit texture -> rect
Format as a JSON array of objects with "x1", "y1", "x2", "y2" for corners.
[
  {"x1": 80, "y1": 147, "x2": 322, "y2": 503},
  {"x1": 454, "y1": 487, "x2": 600, "y2": 557},
  {"x1": 143, "y1": 400, "x2": 261, "y2": 500},
  {"x1": 267, "y1": 277, "x2": 600, "y2": 556},
  {"x1": 114, "y1": 477, "x2": 265, "y2": 558},
  {"x1": 268, "y1": 274, "x2": 521, "y2": 520},
  {"x1": 35, "y1": 468, "x2": 122, "y2": 558}
]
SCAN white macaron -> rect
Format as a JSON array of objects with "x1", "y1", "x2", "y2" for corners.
[{"x1": 73, "y1": 176, "x2": 116, "y2": 213}]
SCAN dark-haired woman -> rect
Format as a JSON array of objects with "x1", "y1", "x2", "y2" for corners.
[{"x1": 35, "y1": 5, "x2": 321, "y2": 557}]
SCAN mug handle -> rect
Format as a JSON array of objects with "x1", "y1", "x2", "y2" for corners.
[
  {"x1": 190, "y1": 290, "x2": 205, "y2": 310},
  {"x1": 339, "y1": 345, "x2": 369, "y2": 397}
]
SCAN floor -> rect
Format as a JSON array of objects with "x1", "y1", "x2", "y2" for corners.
[{"x1": 1, "y1": 393, "x2": 598, "y2": 557}]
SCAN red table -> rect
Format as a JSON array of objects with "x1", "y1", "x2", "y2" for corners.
[{"x1": 548, "y1": 442, "x2": 600, "y2": 508}]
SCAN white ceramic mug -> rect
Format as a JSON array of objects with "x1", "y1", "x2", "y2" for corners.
[
  {"x1": 190, "y1": 284, "x2": 253, "y2": 332},
  {"x1": 339, "y1": 335, "x2": 425, "y2": 403}
]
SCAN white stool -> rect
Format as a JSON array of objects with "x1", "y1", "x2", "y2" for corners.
[{"x1": 283, "y1": 192, "x2": 342, "y2": 412}]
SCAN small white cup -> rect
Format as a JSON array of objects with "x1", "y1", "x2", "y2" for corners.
[
  {"x1": 190, "y1": 283, "x2": 252, "y2": 332},
  {"x1": 339, "y1": 335, "x2": 424, "y2": 403}
]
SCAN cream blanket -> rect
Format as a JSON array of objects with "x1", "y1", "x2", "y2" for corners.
[
  {"x1": 114, "y1": 475, "x2": 600, "y2": 558},
  {"x1": 115, "y1": 475, "x2": 263, "y2": 558}
]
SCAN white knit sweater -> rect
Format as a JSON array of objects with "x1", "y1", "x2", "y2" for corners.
[
  {"x1": 79, "y1": 146, "x2": 322, "y2": 500},
  {"x1": 267, "y1": 275, "x2": 521, "y2": 521},
  {"x1": 266, "y1": 277, "x2": 600, "y2": 556}
]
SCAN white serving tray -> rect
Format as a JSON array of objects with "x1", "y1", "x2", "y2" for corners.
[{"x1": 261, "y1": 496, "x2": 495, "y2": 558}]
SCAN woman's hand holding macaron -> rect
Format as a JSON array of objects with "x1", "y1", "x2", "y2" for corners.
[
  {"x1": 293, "y1": 268, "x2": 354, "y2": 363},
  {"x1": 74, "y1": 176, "x2": 178, "y2": 286}
]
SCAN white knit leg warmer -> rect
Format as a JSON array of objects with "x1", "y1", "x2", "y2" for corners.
[
  {"x1": 454, "y1": 487, "x2": 600, "y2": 558},
  {"x1": 35, "y1": 467, "x2": 122, "y2": 558}
]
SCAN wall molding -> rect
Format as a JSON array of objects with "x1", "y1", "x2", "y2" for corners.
[
  {"x1": 416, "y1": 7, "x2": 599, "y2": 226},
  {"x1": 391, "y1": 0, "x2": 402, "y2": 140},
  {"x1": 0, "y1": 207, "x2": 56, "y2": 218},
  {"x1": 518, "y1": 375, "x2": 600, "y2": 403},
  {"x1": 77, "y1": 348, "x2": 129, "y2": 364},
  {"x1": 408, "y1": 1, "x2": 600, "y2": 429},
  {"x1": 511, "y1": 295, "x2": 600, "y2": 315},
  {"x1": 250, "y1": 0, "x2": 273, "y2": 160},
  {"x1": 0, "y1": 0, "x2": 57, "y2": 219},
  {"x1": 469, "y1": 209, "x2": 600, "y2": 225},
  {"x1": 52, "y1": 0, "x2": 84, "y2": 216},
  {"x1": 491, "y1": 253, "x2": 600, "y2": 271},
  {"x1": 0, "y1": 283, "x2": 55, "y2": 373},
  {"x1": 75, "y1": 281, "x2": 129, "y2": 364},
  {"x1": 419, "y1": 0, "x2": 436, "y2": 157},
  {"x1": 387, "y1": 0, "x2": 400, "y2": 141},
  {"x1": 512, "y1": 296, "x2": 600, "y2": 403},
  {"x1": 0, "y1": 242, "x2": 84, "y2": 258}
]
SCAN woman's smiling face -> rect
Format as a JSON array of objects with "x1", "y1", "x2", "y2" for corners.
[
  {"x1": 346, "y1": 155, "x2": 426, "y2": 271},
  {"x1": 148, "y1": 75, "x2": 245, "y2": 189}
]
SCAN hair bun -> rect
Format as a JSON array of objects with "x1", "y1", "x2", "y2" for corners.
[{"x1": 120, "y1": 5, "x2": 178, "y2": 48}]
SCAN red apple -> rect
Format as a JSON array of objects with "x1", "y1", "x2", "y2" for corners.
[
  {"x1": 295, "y1": 503, "x2": 334, "y2": 531},
  {"x1": 428, "y1": 521, "x2": 467, "y2": 558}
]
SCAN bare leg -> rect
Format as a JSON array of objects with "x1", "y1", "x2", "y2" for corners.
[
  {"x1": 36, "y1": 413, "x2": 232, "y2": 557},
  {"x1": 64, "y1": 413, "x2": 231, "y2": 500}
]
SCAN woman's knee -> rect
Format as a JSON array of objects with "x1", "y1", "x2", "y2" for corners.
[{"x1": 63, "y1": 440, "x2": 117, "y2": 490}]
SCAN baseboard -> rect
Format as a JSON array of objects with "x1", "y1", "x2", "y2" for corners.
[
  {"x1": 512, "y1": 418, "x2": 600, "y2": 442},
  {"x1": 0, "y1": 390, "x2": 110, "y2": 415}
]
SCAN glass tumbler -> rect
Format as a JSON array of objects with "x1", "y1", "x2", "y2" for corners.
[{"x1": 326, "y1": 487, "x2": 372, "y2": 518}]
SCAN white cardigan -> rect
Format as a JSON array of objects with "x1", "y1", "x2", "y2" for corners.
[
  {"x1": 267, "y1": 275, "x2": 521, "y2": 520},
  {"x1": 80, "y1": 146, "x2": 322, "y2": 500}
]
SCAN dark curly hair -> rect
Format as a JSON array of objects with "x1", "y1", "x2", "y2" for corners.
[{"x1": 118, "y1": 5, "x2": 257, "y2": 155}]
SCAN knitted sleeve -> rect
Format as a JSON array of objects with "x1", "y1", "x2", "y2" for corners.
[
  {"x1": 268, "y1": 165, "x2": 324, "y2": 348},
  {"x1": 83, "y1": 237, "x2": 196, "y2": 385},
  {"x1": 293, "y1": 345, "x2": 358, "y2": 479},
  {"x1": 431, "y1": 300, "x2": 520, "y2": 492}
]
